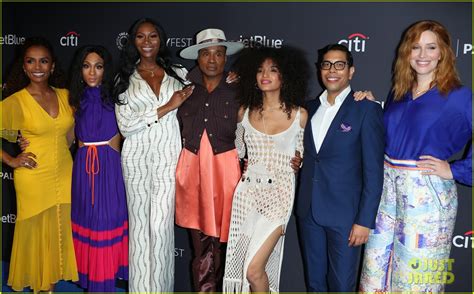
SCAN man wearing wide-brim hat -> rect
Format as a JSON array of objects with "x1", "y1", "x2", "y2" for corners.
[{"x1": 175, "y1": 28, "x2": 244, "y2": 292}]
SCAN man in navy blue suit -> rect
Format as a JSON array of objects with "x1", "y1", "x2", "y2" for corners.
[{"x1": 296, "y1": 44, "x2": 384, "y2": 292}]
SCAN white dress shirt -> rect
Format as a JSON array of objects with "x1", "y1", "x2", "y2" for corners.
[{"x1": 311, "y1": 86, "x2": 351, "y2": 152}]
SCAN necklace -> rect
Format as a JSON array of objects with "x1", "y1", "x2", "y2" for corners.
[
  {"x1": 262, "y1": 106, "x2": 282, "y2": 112},
  {"x1": 413, "y1": 84, "x2": 435, "y2": 98},
  {"x1": 415, "y1": 88, "x2": 429, "y2": 96},
  {"x1": 138, "y1": 66, "x2": 159, "y2": 78},
  {"x1": 262, "y1": 102, "x2": 284, "y2": 112}
]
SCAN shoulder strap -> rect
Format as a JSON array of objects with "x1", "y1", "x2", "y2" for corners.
[
  {"x1": 294, "y1": 107, "x2": 302, "y2": 126},
  {"x1": 242, "y1": 107, "x2": 250, "y2": 124}
]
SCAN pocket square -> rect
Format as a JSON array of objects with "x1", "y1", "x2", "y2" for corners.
[{"x1": 339, "y1": 122, "x2": 352, "y2": 132}]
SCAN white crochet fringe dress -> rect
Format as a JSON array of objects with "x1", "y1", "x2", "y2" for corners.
[{"x1": 223, "y1": 108, "x2": 304, "y2": 293}]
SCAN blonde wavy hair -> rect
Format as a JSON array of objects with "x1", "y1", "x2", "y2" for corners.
[{"x1": 392, "y1": 20, "x2": 461, "y2": 100}]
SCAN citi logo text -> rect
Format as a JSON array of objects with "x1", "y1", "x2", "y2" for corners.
[
  {"x1": 338, "y1": 33, "x2": 369, "y2": 52},
  {"x1": 60, "y1": 31, "x2": 80, "y2": 47},
  {"x1": 452, "y1": 231, "x2": 473, "y2": 248}
]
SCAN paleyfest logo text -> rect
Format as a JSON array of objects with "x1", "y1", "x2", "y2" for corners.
[
  {"x1": 116, "y1": 32, "x2": 128, "y2": 50},
  {"x1": 455, "y1": 39, "x2": 473, "y2": 57}
]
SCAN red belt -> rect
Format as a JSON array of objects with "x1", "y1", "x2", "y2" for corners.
[{"x1": 84, "y1": 141, "x2": 109, "y2": 206}]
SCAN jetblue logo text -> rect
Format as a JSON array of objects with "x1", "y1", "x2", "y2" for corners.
[
  {"x1": 0, "y1": 34, "x2": 25, "y2": 45},
  {"x1": 60, "y1": 31, "x2": 80, "y2": 47},
  {"x1": 2, "y1": 214, "x2": 16, "y2": 223},
  {"x1": 239, "y1": 35, "x2": 283, "y2": 48},
  {"x1": 338, "y1": 33, "x2": 369, "y2": 52}
]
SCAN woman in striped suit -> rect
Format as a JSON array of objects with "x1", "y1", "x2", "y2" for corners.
[{"x1": 113, "y1": 18, "x2": 194, "y2": 292}]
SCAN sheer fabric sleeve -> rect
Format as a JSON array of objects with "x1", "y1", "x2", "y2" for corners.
[{"x1": 1, "y1": 94, "x2": 23, "y2": 134}]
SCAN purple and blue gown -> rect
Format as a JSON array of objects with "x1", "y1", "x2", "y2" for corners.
[
  {"x1": 360, "y1": 86, "x2": 472, "y2": 292},
  {"x1": 71, "y1": 86, "x2": 129, "y2": 292}
]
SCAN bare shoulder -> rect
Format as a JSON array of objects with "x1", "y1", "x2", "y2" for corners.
[
  {"x1": 299, "y1": 107, "x2": 308, "y2": 128},
  {"x1": 237, "y1": 106, "x2": 246, "y2": 123}
]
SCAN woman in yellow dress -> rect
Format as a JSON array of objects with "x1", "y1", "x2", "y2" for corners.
[{"x1": 1, "y1": 37, "x2": 78, "y2": 292}]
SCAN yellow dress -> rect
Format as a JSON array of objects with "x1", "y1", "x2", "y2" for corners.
[{"x1": 1, "y1": 88, "x2": 78, "y2": 292}]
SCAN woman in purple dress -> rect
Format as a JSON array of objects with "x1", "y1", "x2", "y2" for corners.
[
  {"x1": 357, "y1": 20, "x2": 472, "y2": 292},
  {"x1": 68, "y1": 45, "x2": 128, "y2": 292}
]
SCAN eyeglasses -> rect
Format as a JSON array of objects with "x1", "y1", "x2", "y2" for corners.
[{"x1": 319, "y1": 61, "x2": 348, "y2": 71}]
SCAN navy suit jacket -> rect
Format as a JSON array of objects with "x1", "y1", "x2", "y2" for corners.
[{"x1": 296, "y1": 92, "x2": 385, "y2": 229}]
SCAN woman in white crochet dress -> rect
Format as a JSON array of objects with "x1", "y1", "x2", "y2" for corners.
[{"x1": 223, "y1": 47, "x2": 309, "y2": 293}]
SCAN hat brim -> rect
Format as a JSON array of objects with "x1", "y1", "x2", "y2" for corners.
[{"x1": 180, "y1": 41, "x2": 244, "y2": 59}]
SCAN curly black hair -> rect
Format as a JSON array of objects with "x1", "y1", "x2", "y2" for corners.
[
  {"x1": 113, "y1": 18, "x2": 185, "y2": 103},
  {"x1": 234, "y1": 46, "x2": 310, "y2": 118},
  {"x1": 68, "y1": 45, "x2": 117, "y2": 112},
  {"x1": 3, "y1": 36, "x2": 66, "y2": 98}
]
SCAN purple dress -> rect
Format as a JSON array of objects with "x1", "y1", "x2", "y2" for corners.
[{"x1": 71, "y1": 86, "x2": 128, "y2": 292}]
